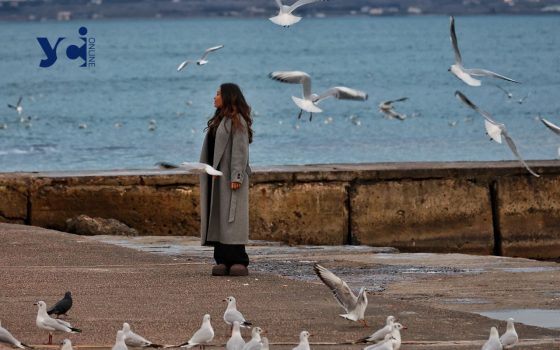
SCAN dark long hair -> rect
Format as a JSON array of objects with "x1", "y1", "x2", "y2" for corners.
[{"x1": 206, "y1": 83, "x2": 253, "y2": 143}]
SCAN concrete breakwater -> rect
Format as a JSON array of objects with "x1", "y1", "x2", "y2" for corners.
[{"x1": 1, "y1": 161, "x2": 560, "y2": 259}]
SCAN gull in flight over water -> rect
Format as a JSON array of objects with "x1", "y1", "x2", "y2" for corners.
[
  {"x1": 356, "y1": 316, "x2": 396, "y2": 343},
  {"x1": 455, "y1": 91, "x2": 539, "y2": 177},
  {"x1": 449, "y1": 16, "x2": 519, "y2": 87},
  {"x1": 379, "y1": 97, "x2": 408, "y2": 120},
  {"x1": 0, "y1": 320, "x2": 33, "y2": 349},
  {"x1": 34, "y1": 301, "x2": 81, "y2": 345},
  {"x1": 177, "y1": 45, "x2": 224, "y2": 71},
  {"x1": 156, "y1": 162, "x2": 223, "y2": 176},
  {"x1": 122, "y1": 322, "x2": 163, "y2": 348},
  {"x1": 313, "y1": 263, "x2": 369, "y2": 326},
  {"x1": 7, "y1": 97, "x2": 23, "y2": 116},
  {"x1": 499, "y1": 318, "x2": 518, "y2": 349},
  {"x1": 269, "y1": 71, "x2": 368, "y2": 121},
  {"x1": 269, "y1": 0, "x2": 327, "y2": 27},
  {"x1": 541, "y1": 117, "x2": 560, "y2": 136},
  {"x1": 482, "y1": 327, "x2": 502, "y2": 350}
]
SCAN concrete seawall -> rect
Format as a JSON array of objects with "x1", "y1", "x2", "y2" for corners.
[{"x1": 1, "y1": 161, "x2": 560, "y2": 259}]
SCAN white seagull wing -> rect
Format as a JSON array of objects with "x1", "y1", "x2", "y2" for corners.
[
  {"x1": 199, "y1": 45, "x2": 224, "y2": 61},
  {"x1": 502, "y1": 130, "x2": 540, "y2": 177},
  {"x1": 464, "y1": 68, "x2": 520, "y2": 84},
  {"x1": 315, "y1": 87, "x2": 368, "y2": 103},
  {"x1": 274, "y1": 0, "x2": 283, "y2": 9},
  {"x1": 177, "y1": 60, "x2": 191, "y2": 71},
  {"x1": 313, "y1": 264, "x2": 357, "y2": 312},
  {"x1": 541, "y1": 118, "x2": 560, "y2": 136},
  {"x1": 449, "y1": 16, "x2": 462, "y2": 65},
  {"x1": 269, "y1": 71, "x2": 313, "y2": 99},
  {"x1": 455, "y1": 91, "x2": 501, "y2": 125},
  {"x1": 288, "y1": 0, "x2": 324, "y2": 13}
]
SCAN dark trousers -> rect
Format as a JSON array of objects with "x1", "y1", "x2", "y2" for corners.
[{"x1": 213, "y1": 242, "x2": 249, "y2": 267}]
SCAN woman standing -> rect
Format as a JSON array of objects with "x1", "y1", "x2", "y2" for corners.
[{"x1": 199, "y1": 83, "x2": 253, "y2": 276}]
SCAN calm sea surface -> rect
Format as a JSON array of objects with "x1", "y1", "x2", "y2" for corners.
[{"x1": 0, "y1": 16, "x2": 559, "y2": 171}]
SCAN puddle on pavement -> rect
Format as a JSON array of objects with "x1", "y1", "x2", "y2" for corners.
[
  {"x1": 496, "y1": 266, "x2": 560, "y2": 273},
  {"x1": 443, "y1": 298, "x2": 490, "y2": 305},
  {"x1": 477, "y1": 309, "x2": 560, "y2": 330}
]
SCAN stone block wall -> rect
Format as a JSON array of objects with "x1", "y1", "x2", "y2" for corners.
[{"x1": 1, "y1": 161, "x2": 560, "y2": 258}]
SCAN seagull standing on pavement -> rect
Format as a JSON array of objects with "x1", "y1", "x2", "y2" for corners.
[
  {"x1": 455, "y1": 91, "x2": 539, "y2": 177},
  {"x1": 241, "y1": 327, "x2": 263, "y2": 350},
  {"x1": 61, "y1": 339, "x2": 74, "y2": 350},
  {"x1": 35, "y1": 301, "x2": 81, "y2": 345},
  {"x1": 113, "y1": 330, "x2": 128, "y2": 350},
  {"x1": 482, "y1": 327, "x2": 503, "y2": 350},
  {"x1": 313, "y1": 264, "x2": 369, "y2": 326},
  {"x1": 178, "y1": 314, "x2": 214, "y2": 349},
  {"x1": 226, "y1": 321, "x2": 245, "y2": 350},
  {"x1": 269, "y1": 0, "x2": 327, "y2": 27},
  {"x1": 448, "y1": 16, "x2": 519, "y2": 87},
  {"x1": 269, "y1": 71, "x2": 368, "y2": 121},
  {"x1": 122, "y1": 322, "x2": 163, "y2": 348},
  {"x1": 499, "y1": 318, "x2": 518, "y2": 349},
  {"x1": 0, "y1": 320, "x2": 33, "y2": 349},
  {"x1": 292, "y1": 331, "x2": 310, "y2": 350},
  {"x1": 356, "y1": 316, "x2": 396, "y2": 343},
  {"x1": 224, "y1": 296, "x2": 252, "y2": 329},
  {"x1": 47, "y1": 292, "x2": 73, "y2": 318},
  {"x1": 177, "y1": 45, "x2": 224, "y2": 71}
]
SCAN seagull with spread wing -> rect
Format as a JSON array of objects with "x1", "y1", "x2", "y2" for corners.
[
  {"x1": 7, "y1": 97, "x2": 23, "y2": 116},
  {"x1": 455, "y1": 91, "x2": 539, "y2": 177},
  {"x1": 177, "y1": 45, "x2": 224, "y2": 72},
  {"x1": 379, "y1": 97, "x2": 408, "y2": 120},
  {"x1": 156, "y1": 162, "x2": 223, "y2": 176},
  {"x1": 269, "y1": 0, "x2": 327, "y2": 27},
  {"x1": 313, "y1": 263, "x2": 369, "y2": 326},
  {"x1": 269, "y1": 71, "x2": 368, "y2": 121},
  {"x1": 449, "y1": 16, "x2": 519, "y2": 87}
]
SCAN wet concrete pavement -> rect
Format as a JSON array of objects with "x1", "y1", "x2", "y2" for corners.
[{"x1": 0, "y1": 224, "x2": 559, "y2": 350}]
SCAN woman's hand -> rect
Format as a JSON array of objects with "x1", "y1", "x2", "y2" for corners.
[{"x1": 230, "y1": 182, "x2": 241, "y2": 190}]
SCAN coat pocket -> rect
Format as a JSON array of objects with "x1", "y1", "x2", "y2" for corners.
[{"x1": 228, "y1": 191, "x2": 238, "y2": 223}]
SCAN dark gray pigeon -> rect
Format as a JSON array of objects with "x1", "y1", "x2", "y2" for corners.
[{"x1": 47, "y1": 292, "x2": 73, "y2": 318}]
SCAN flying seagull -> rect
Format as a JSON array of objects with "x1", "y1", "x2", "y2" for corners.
[
  {"x1": 449, "y1": 16, "x2": 519, "y2": 87},
  {"x1": 269, "y1": 71, "x2": 368, "y2": 121},
  {"x1": 47, "y1": 291, "x2": 73, "y2": 318},
  {"x1": 455, "y1": 91, "x2": 539, "y2": 177},
  {"x1": 313, "y1": 263, "x2": 369, "y2": 326},
  {"x1": 177, "y1": 45, "x2": 224, "y2": 71},
  {"x1": 0, "y1": 320, "x2": 33, "y2": 349},
  {"x1": 122, "y1": 322, "x2": 163, "y2": 348},
  {"x1": 156, "y1": 162, "x2": 223, "y2": 176},
  {"x1": 269, "y1": 0, "x2": 327, "y2": 27},
  {"x1": 7, "y1": 97, "x2": 23, "y2": 116},
  {"x1": 379, "y1": 97, "x2": 408, "y2": 120},
  {"x1": 541, "y1": 118, "x2": 560, "y2": 136},
  {"x1": 34, "y1": 301, "x2": 81, "y2": 345}
]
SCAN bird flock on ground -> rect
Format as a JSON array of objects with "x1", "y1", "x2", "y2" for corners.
[
  {"x1": 1, "y1": 264, "x2": 520, "y2": 350},
  {"x1": 4, "y1": 0, "x2": 560, "y2": 176}
]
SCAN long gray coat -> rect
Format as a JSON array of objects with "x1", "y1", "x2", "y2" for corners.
[{"x1": 199, "y1": 116, "x2": 251, "y2": 245}]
